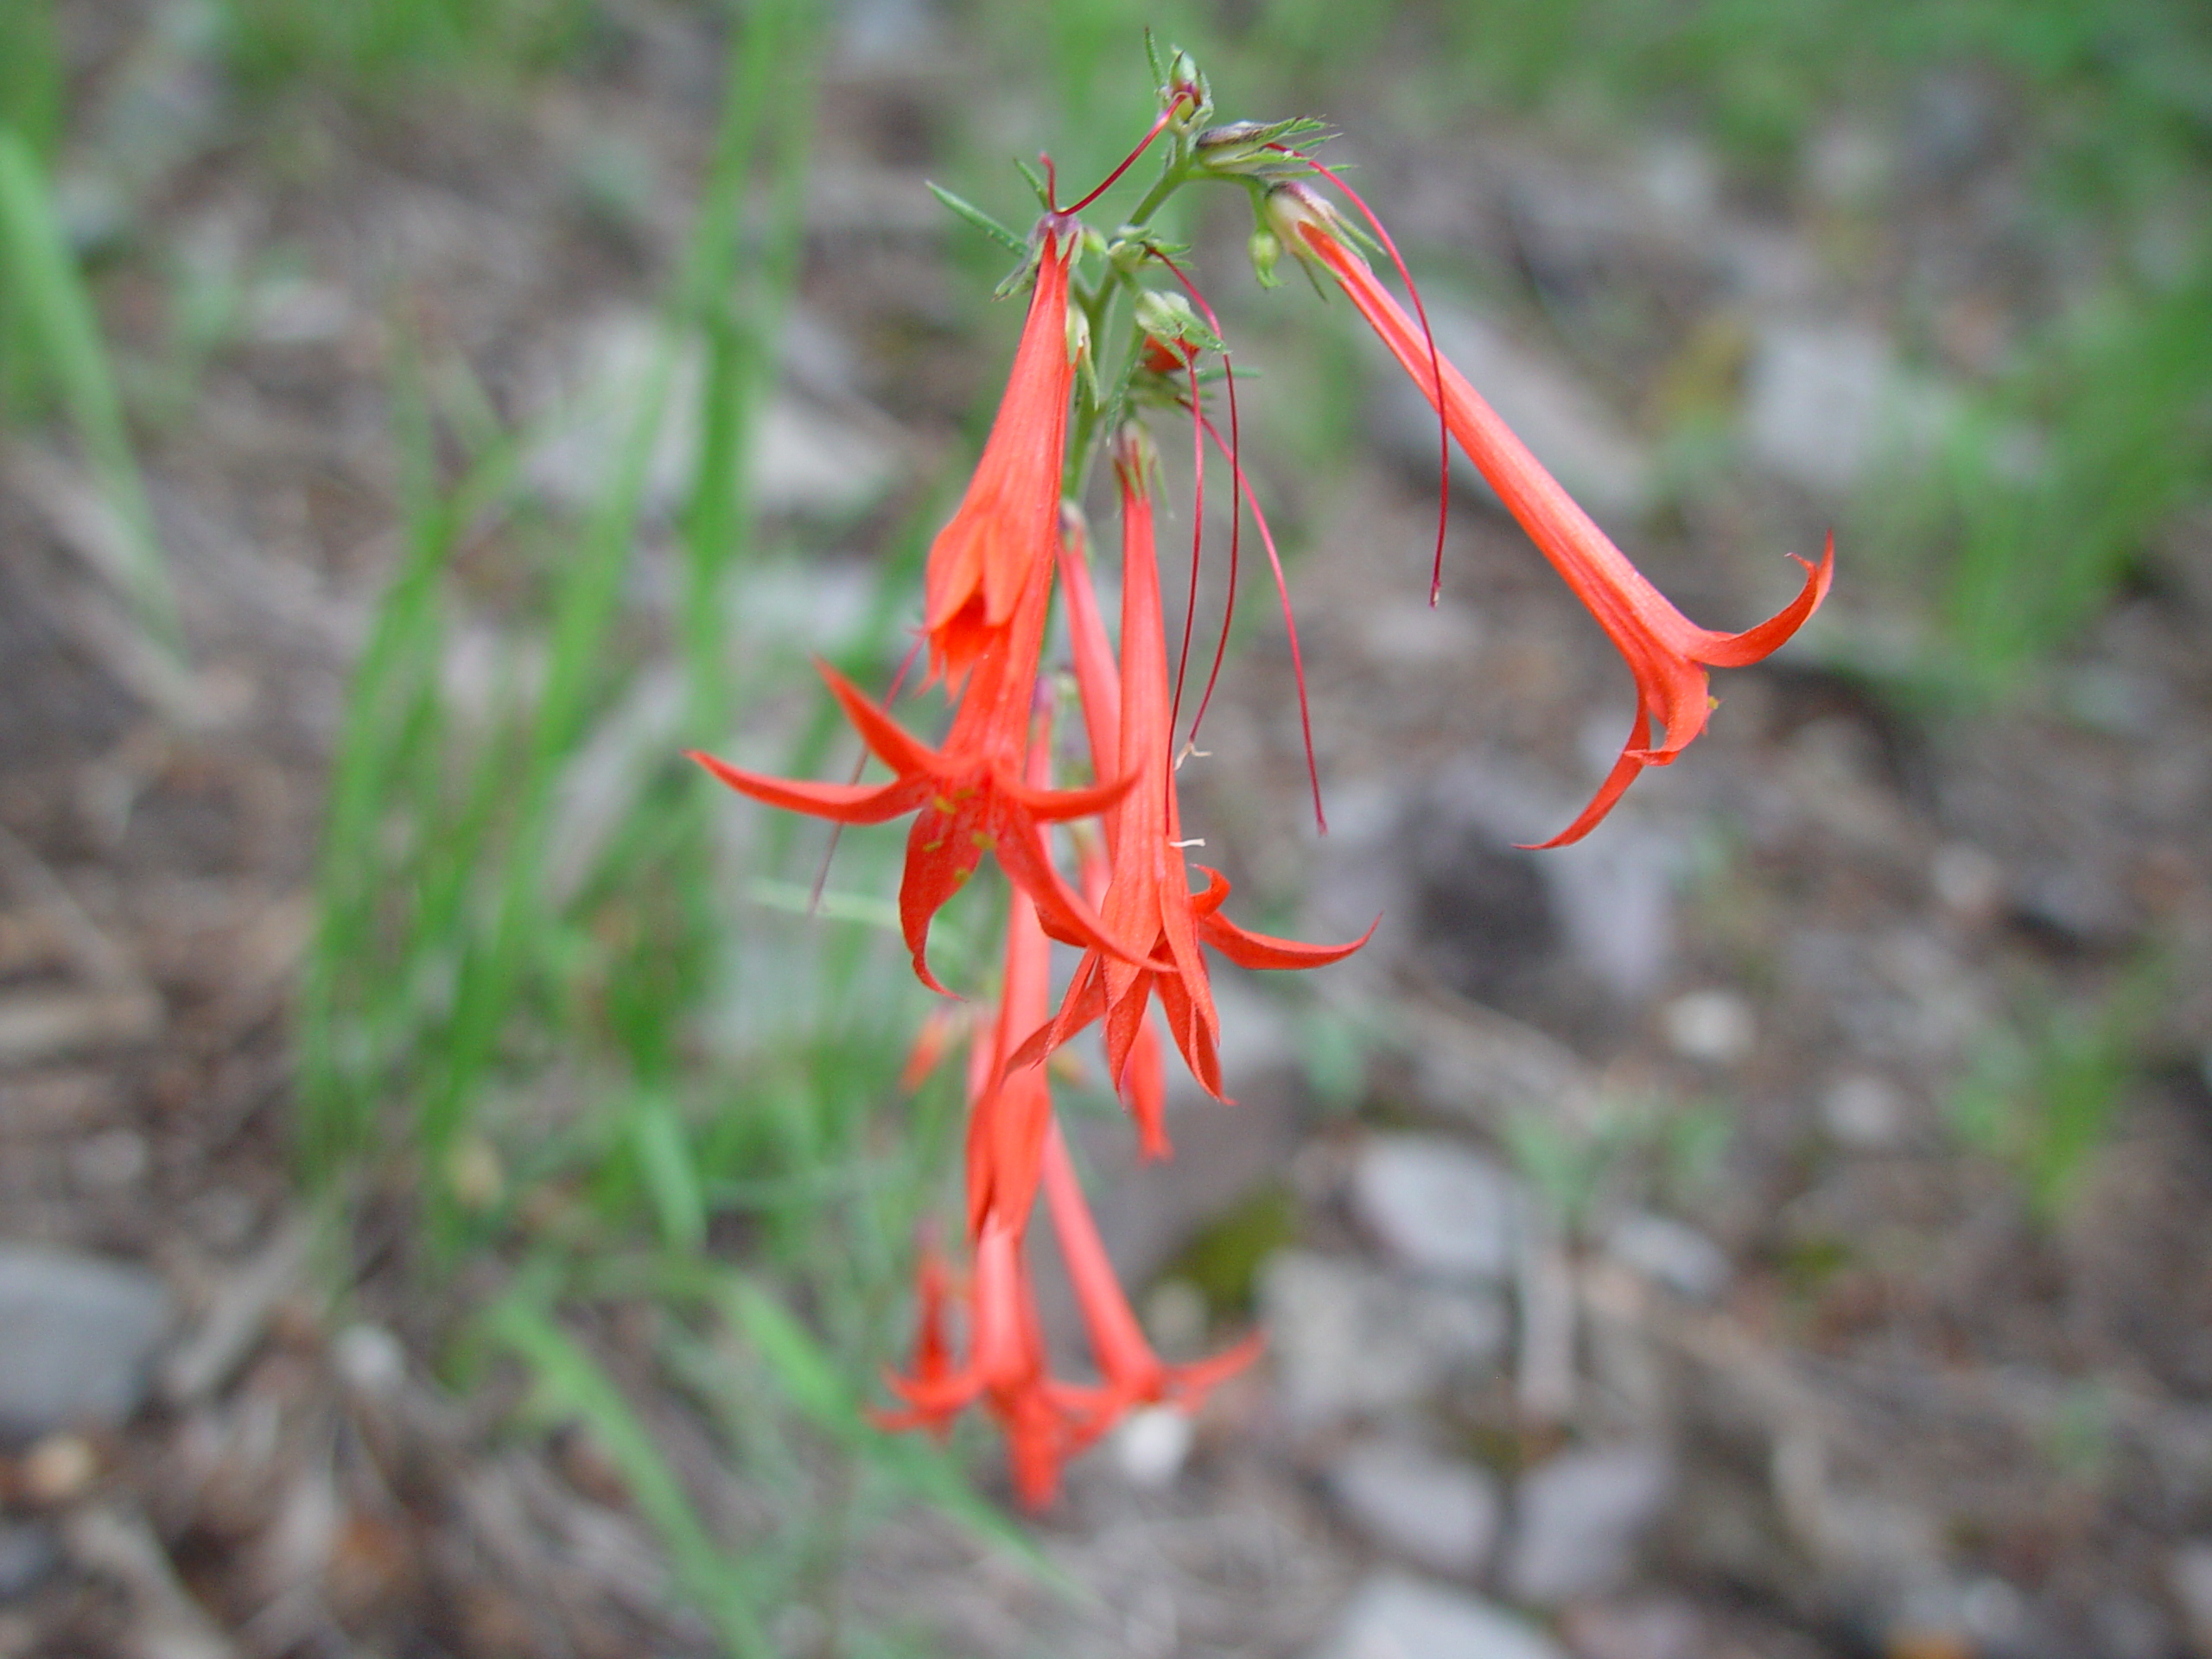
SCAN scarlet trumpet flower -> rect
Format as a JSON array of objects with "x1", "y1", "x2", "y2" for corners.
[
  {"x1": 1057, "y1": 515, "x2": 1169, "y2": 1156},
  {"x1": 1019, "y1": 429, "x2": 1368, "y2": 1109},
  {"x1": 882, "y1": 784, "x2": 1253, "y2": 1505},
  {"x1": 883, "y1": 1120, "x2": 1256, "y2": 1507},
  {"x1": 923, "y1": 221, "x2": 1078, "y2": 690},
  {"x1": 1039, "y1": 1120, "x2": 1259, "y2": 1428},
  {"x1": 688, "y1": 551, "x2": 1133, "y2": 993},
  {"x1": 1268, "y1": 182, "x2": 1834, "y2": 847},
  {"x1": 879, "y1": 796, "x2": 1106, "y2": 1503}
]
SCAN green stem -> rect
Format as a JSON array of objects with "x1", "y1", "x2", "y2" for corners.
[{"x1": 1123, "y1": 137, "x2": 1193, "y2": 231}]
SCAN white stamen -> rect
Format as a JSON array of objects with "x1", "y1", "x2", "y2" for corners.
[{"x1": 1168, "y1": 836, "x2": 1205, "y2": 849}]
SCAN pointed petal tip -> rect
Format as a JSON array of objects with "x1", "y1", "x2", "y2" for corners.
[{"x1": 1694, "y1": 528, "x2": 1837, "y2": 669}]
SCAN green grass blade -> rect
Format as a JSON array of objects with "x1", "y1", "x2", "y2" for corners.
[
  {"x1": 716, "y1": 1274, "x2": 1058, "y2": 1579},
  {"x1": 0, "y1": 129, "x2": 180, "y2": 653},
  {"x1": 632, "y1": 1096, "x2": 708, "y2": 1253},
  {"x1": 485, "y1": 1297, "x2": 774, "y2": 1659}
]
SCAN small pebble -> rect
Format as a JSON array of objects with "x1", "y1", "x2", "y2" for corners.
[
  {"x1": 1605, "y1": 1212, "x2": 1731, "y2": 1300},
  {"x1": 20, "y1": 1433, "x2": 95, "y2": 1503},
  {"x1": 67, "y1": 1129, "x2": 149, "y2": 1191},
  {"x1": 1659, "y1": 990, "x2": 1755, "y2": 1065},
  {"x1": 1823, "y1": 1073, "x2": 1904, "y2": 1149},
  {"x1": 332, "y1": 1323, "x2": 406, "y2": 1398},
  {"x1": 1114, "y1": 1407, "x2": 1193, "y2": 1490},
  {"x1": 1930, "y1": 842, "x2": 2004, "y2": 921}
]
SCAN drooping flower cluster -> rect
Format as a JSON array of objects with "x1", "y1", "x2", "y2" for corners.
[{"x1": 691, "y1": 50, "x2": 1831, "y2": 1506}]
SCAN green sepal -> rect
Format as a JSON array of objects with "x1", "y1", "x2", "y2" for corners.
[
  {"x1": 925, "y1": 181, "x2": 1027, "y2": 254},
  {"x1": 1013, "y1": 156, "x2": 1053, "y2": 213}
]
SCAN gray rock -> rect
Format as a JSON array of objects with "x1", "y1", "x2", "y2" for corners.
[
  {"x1": 1744, "y1": 321, "x2": 1893, "y2": 493},
  {"x1": 1372, "y1": 302, "x2": 1654, "y2": 526},
  {"x1": 1744, "y1": 321, "x2": 1947, "y2": 494},
  {"x1": 1505, "y1": 1444, "x2": 1675, "y2": 1605},
  {"x1": 1261, "y1": 1252, "x2": 1505, "y2": 1431},
  {"x1": 1309, "y1": 1572, "x2": 1566, "y2": 1659},
  {"x1": 1400, "y1": 1001, "x2": 1596, "y2": 1128},
  {"x1": 1602, "y1": 1212, "x2": 1731, "y2": 1301},
  {"x1": 1821, "y1": 1072, "x2": 1908, "y2": 1149},
  {"x1": 1656, "y1": 989, "x2": 1754, "y2": 1065},
  {"x1": 2167, "y1": 1541, "x2": 2212, "y2": 1657},
  {"x1": 1539, "y1": 824, "x2": 1680, "y2": 1003},
  {"x1": 1560, "y1": 1599, "x2": 1704, "y2": 1659},
  {"x1": 1351, "y1": 1135, "x2": 1522, "y2": 1282},
  {"x1": 0, "y1": 1246, "x2": 173, "y2": 1438},
  {"x1": 1327, "y1": 1437, "x2": 1502, "y2": 1577},
  {"x1": 0, "y1": 1521, "x2": 59, "y2": 1601},
  {"x1": 1407, "y1": 760, "x2": 1681, "y2": 1005}
]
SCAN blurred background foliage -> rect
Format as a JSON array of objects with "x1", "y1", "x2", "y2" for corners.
[{"x1": 2, "y1": 0, "x2": 2207, "y2": 1649}]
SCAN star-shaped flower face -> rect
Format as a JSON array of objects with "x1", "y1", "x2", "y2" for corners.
[{"x1": 690, "y1": 556, "x2": 1137, "y2": 993}]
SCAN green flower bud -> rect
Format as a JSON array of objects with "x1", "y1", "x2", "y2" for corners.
[{"x1": 1249, "y1": 226, "x2": 1283, "y2": 289}]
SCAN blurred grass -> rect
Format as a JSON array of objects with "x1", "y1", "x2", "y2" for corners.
[
  {"x1": 218, "y1": 0, "x2": 594, "y2": 91},
  {"x1": 0, "y1": 130, "x2": 181, "y2": 655},
  {"x1": 286, "y1": 1, "x2": 1013, "y2": 1646},
  {"x1": 1948, "y1": 952, "x2": 2167, "y2": 1224}
]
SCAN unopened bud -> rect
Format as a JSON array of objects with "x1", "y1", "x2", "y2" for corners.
[
  {"x1": 1132, "y1": 288, "x2": 1221, "y2": 358},
  {"x1": 1249, "y1": 226, "x2": 1283, "y2": 289},
  {"x1": 1262, "y1": 180, "x2": 1338, "y2": 247},
  {"x1": 1134, "y1": 288, "x2": 1194, "y2": 344},
  {"x1": 1111, "y1": 423, "x2": 1159, "y2": 493},
  {"x1": 1261, "y1": 181, "x2": 1351, "y2": 287}
]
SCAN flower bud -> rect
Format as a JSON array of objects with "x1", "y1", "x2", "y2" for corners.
[
  {"x1": 1132, "y1": 288, "x2": 1219, "y2": 356},
  {"x1": 1262, "y1": 179, "x2": 1338, "y2": 246},
  {"x1": 1111, "y1": 422, "x2": 1158, "y2": 493},
  {"x1": 1248, "y1": 226, "x2": 1283, "y2": 289}
]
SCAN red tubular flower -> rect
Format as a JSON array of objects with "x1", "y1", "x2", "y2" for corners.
[
  {"x1": 1268, "y1": 183, "x2": 1834, "y2": 848},
  {"x1": 1020, "y1": 430, "x2": 1369, "y2": 1109},
  {"x1": 960, "y1": 713, "x2": 1061, "y2": 1235},
  {"x1": 687, "y1": 553, "x2": 1135, "y2": 994},
  {"x1": 923, "y1": 221, "x2": 1078, "y2": 690},
  {"x1": 1058, "y1": 517, "x2": 1169, "y2": 1157},
  {"x1": 880, "y1": 1212, "x2": 1095, "y2": 1508},
  {"x1": 1039, "y1": 1120, "x2": 1260, "y2": 1427}
]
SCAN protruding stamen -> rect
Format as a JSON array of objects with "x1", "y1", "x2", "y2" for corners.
[
  {"x1": 1274, "y1": 155, "x2": 1451, "y2": 604},
  {"x1": 1197, "y1": 411, "x2": 1326, "y2": 836},
  {"x1": 1062, "y1": 85, "x2": 1195, "y2": 215},
  {"x1": 1152, "y1": 253, "x2": 1244, "y2": 753}
]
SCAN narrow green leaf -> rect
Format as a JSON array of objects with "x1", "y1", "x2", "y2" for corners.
[
  {"x1": 632, "y1": 1096, "x2": 707, "y2": 1253},
  {"x1": 0, "y1": 129, "x2": 179, "y2": 652},
  {"x1": 925, "y1": 181, "x2": 1027, "y2": 254},
  {"x1": 716, "y1": 1276, "x2": 1060, "y2": 1582},
  {"x1": 485, "y1": 1298, "x2": 774, "y2": 1659}
]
